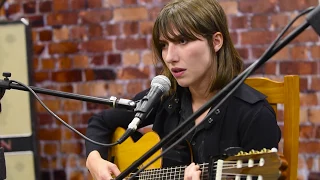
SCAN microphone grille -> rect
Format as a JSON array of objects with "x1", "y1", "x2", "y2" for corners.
[{"x1": 151, "y1": 75, "x2": 171, "y2": 93}]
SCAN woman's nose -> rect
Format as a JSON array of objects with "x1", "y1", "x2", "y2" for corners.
[{"x1": 163, "y1": 43, "x2": 178, "y2": 63}]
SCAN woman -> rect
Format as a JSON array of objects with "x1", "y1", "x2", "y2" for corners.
[{"x1": 85, "y1": 0, "x2": 281, "y2": 179}]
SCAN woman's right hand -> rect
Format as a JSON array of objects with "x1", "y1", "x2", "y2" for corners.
[{"x1": 86, "y1": 150, "x2": 121, "y2": 180}]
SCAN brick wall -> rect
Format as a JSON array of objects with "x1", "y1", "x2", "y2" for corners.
[{"x1": 1, "y1": 0, "x2": 320, "y2": 179}]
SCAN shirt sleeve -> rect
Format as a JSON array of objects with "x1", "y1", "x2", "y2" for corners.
[
  {"x1": 85, "y1": 89, "x2": 156, "y2": 160},
  {"x1": 240, "y1": 101, "x2": 282, "y2": 152}
]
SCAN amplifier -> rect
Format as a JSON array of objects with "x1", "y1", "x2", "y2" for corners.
[{"x1": 0, "y1": 20, "x2": 39, "y2": 180}]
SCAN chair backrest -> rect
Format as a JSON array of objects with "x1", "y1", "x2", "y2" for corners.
[{"x1": 245, "y1": 75, "x2": 300, "y2": 180}]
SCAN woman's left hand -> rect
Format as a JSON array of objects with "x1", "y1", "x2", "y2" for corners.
[{"x1": 184, "y1": 162, "x2": 201, "y2": 180}]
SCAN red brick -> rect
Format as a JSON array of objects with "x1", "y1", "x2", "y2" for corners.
[
  {"x1": 299, "y1": 125, "x2": 315, "y2": 139},
  {"x1": 230, "y1": 16, "x2": 248, "y2": 29},
  {"x1": 251, "y1": 15, "x2": 269, "y2": 29},
  {"x1": 47, "y1": 12, "x2": 78, "y2": 25},
  {"x1": 52, "y1": 70, "x2": 82, "y2": 82},
  {"x1": 36, "y1": 99, "x2": 61, "y2": 112},
  {"x1": 39, "y1": 30, "x2": 53, "y2": 41},
  {"x1": 123, "y1": 22, "x2": 139, "y2": 35},
  {"x1": 299, "y1": 141, "x2": 320, "y2": 153},
  {"x1": 81, "y1": 39, "x2": 113, "y2": 52},
  {"x1": 53, "y1": 27, "x2": 69, "y2": 41},
  {"x1": 127, "y1": 81, "x2": 144, "y2": 95},
  {"x1": 311, "y1": 77, "x2": 320, "y2": 91},
  {"x1": 310, "y1": 45, "x2": 320, "y2": 59},
  {"x1": 28, "y1": 15, "x2": 45, "y2": 27},
  {"x1": 49, "y1": 42, "x2": 79, "y2": 54},
  {"x1": 316, "y1": 126, "x2": 320, "y2": 139},
  {"x1": 91, "y1": 55, "x2": 105, "y2": 66},
  {"x1": 291, "y1": 46, "x2": 308, "y2": 61},
  {"x1": 23, "y1": 1, "x2": 36, "y2": 14},
  {"x1": 71, "y1": 0, "x2": 86, "y2": 10},
  {"x1": 53, "y1": 0, "x2": 69, "y2": 11},
  {"x1": 124, "y1": 0, "x2": 137, "y2": 5},
  {"x1": 251, "y1": 47, "x2": 266, "y2": 59},
  {"x1": 309, "y1": 109, "x2": 320, "y2": 124},
  {"x1": 73, "y1": 55, "x2": 89, "y2": 68},
  {"x1": 34, "y1": 71, "x2": 50, "y2": 83},
  {"x1": 88, "y1": 24, "x2": 103, "y2": 38},
  {"x1": 57, "y1": 57, "x2": 72, "y2": 69},
  {"x1": 33, "y1": 44, "x2": 45, "y2": 55},
  {"x1": 42, "y1": 58, "x2": 55, "y2": 70},
  {"x1": 85, "y1": 69, "x2": 116, "y2": 81},
  {"x1": 33, "y1": 58, "x2": 39, "y2": 70},
  {"x1": 280, "y1": 62, "x2": 318, "y2": 75},
  {"x1": 239, "y1": 0, "x2": 276, "y2": 13},
  {"x1": 106, "y1": 23, "x2": 121, "y2": 36},
  {"x1": 107, "y1": 54, "x2": 121, "y2": 65},
  {"x1": 292, "y1": 29, "x2": 319, "y2": 44},
  {"x1": 70, "y1": 26, "x2": 87, "y2": 40},
  {"x1": 39, "y1": 1, "x2": 52, "y2": 13},
  {"x1": 140, "y1": 21, "x2": 154, "y2": 35},
  {"x1": 88, "y1": 0, "x2": 102, "y2": 8},
  {"x1": 59, "y1": 84, "x2": 74, "y2": 93},
  {"x1": 300, "y1": 93, "x2": 318, "y2": 106},
  {"x1": 279, "y1": 0, "x2": 318, "y2": 11},
  {"x1": 264, "y1": 62, "x2": 276, "y2": 74},
  {"x1": 116, "y1": 37, "x2": 147, "y2": 50},
  {"x1": 43, "y1": 143, "x2": 58, "y2": 155},
  {"x1": 241, "y1": 31, "x2": 276, "y2": 45},
  {"x1": 80, "y1": 10, "x2": 112, "y2": 24},
  {"x1": 38, "y1": 128, "x2": 62, "y2": 140},
  {"x1": 270, "y1": 14, "x2": 289, "y2": 29},
  {"x1": 236, "y1": 48, "x2": 249, "y2": 60},
  {"x1": 117, "y1": 67, "x2": 149, "y2": 79},
  {"x1": 37, "y1": 113, "x2": 55, "y2": 126},
  {"x1": 300, "y1": 77, "x2": 308, "y2": 92},
  {"x1": 62, "y1": 99, "x2": 83, "y2": 111},
  {"x1": 271, "y1": 47, "x2": 289, "y2": 61},
  {"x1": 113, "y1": 7, "x2": 148, "y2": 22},
  {"x1": 7, "y1": 3, "x2": 21, "y2": 16}
]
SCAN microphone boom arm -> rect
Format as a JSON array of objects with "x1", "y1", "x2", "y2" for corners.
[{"x1": 0, "y1": 72, "x2": 136, "y2": 110}]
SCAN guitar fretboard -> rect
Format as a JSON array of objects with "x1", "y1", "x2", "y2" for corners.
[{"x1": 129, "y1": 163, "x2": 210, "y2": 180}]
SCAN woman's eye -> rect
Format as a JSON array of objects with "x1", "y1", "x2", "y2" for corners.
[
  {"x1": 179, "y1": 39, "x2": 188, "y2": 44},
  {"x1": 159, "y1": 43, "x2": 168, "y2": 49}
]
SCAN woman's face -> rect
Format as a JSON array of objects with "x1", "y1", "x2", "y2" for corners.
[{"x1": 160, "y1": 35, "x2": 214, "y2": 90}]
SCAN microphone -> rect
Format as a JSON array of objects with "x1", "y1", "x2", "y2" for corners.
[{"x1": 117, "y1": 75, "x2": 171, "y2": 144}]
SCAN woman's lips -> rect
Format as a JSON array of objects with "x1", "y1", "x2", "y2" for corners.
[{"x1": 171, "y1": 68, "x2": 186, "y2": 78}]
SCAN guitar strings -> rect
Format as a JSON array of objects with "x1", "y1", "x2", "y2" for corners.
[{"x1": 127, "y1": 161, "x2": 264, "y2": 179}]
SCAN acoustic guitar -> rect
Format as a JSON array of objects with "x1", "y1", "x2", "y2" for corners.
[{"x1": 109, "y1": 128, "x2": 288, "y2": 180}]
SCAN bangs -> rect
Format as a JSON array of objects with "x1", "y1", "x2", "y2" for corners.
[{"x1": 155, "y1": 6, "x2": 203, "y2": 42}]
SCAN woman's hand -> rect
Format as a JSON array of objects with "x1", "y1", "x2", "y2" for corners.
[
  {"x1": 184, "y1": 162, "x2": 201, "y2": 180},
  {"x1": 86, "y1": 150, "x2": 121, "y2": 180}
]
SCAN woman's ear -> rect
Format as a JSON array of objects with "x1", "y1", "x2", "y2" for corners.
[{"x1": 212, "y1": 32, "x2": 223, "y2": 52}]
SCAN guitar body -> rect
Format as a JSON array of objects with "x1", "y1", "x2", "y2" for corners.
[
  {"x1": 109, "y1": 128, "x2": 288, "y2": 180},
  {"x1": 109, "y1": 127, "x2": 162, "y2": 172}
]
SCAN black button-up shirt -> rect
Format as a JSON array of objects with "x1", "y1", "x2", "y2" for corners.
[{"x1": 86, "y1": 83, "x2": 281, "y2": 166}]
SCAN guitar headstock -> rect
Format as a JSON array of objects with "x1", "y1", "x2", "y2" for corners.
[{"x1": 215, "y1": 148, "x2": 288, "y2": 180}]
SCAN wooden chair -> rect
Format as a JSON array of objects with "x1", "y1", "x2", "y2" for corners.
[{"x1": 245, "y1": 75, "x2": 300, "y2": 180}]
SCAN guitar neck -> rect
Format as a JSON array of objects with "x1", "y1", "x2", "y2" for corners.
[{"x1": 129, "y1": 163, "x2": 210, "y2": 180}]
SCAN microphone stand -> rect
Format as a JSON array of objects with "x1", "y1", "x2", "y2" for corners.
[
  {"x1": 0, "y1": 72, "x2": 136, "y2": 111},
  {"x1": 115, "y1": 6, "x2": 320, "y2": 180}
]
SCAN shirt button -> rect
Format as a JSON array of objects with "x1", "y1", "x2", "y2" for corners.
[
  {"x1": 174, "y1": 98, "x2": 179, "y2": 103},
  {"x1": 191, "y1": 141, "x2": 196, "y2": 146},
  {"x1": 215, "y1": 109, "x2": 220, "y2": 115},
  {"x1": 168, "y1": 104, "x2": 172, "y2": 109},
  {"x1": 208, "y1": 118, "x2": 213, "y2": 123}
]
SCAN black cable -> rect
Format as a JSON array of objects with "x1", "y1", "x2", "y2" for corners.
[
  {"x1": 9, "y1": 80, "x2": 119, "y2": 147},
  {"x1": 122, "y1": 6, "x2": 315, "y2": 179}
]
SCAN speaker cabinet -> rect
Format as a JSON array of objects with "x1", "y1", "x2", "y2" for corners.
[{"x1": 0, "y1": 19, "x2": 39, "y2": 180}]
